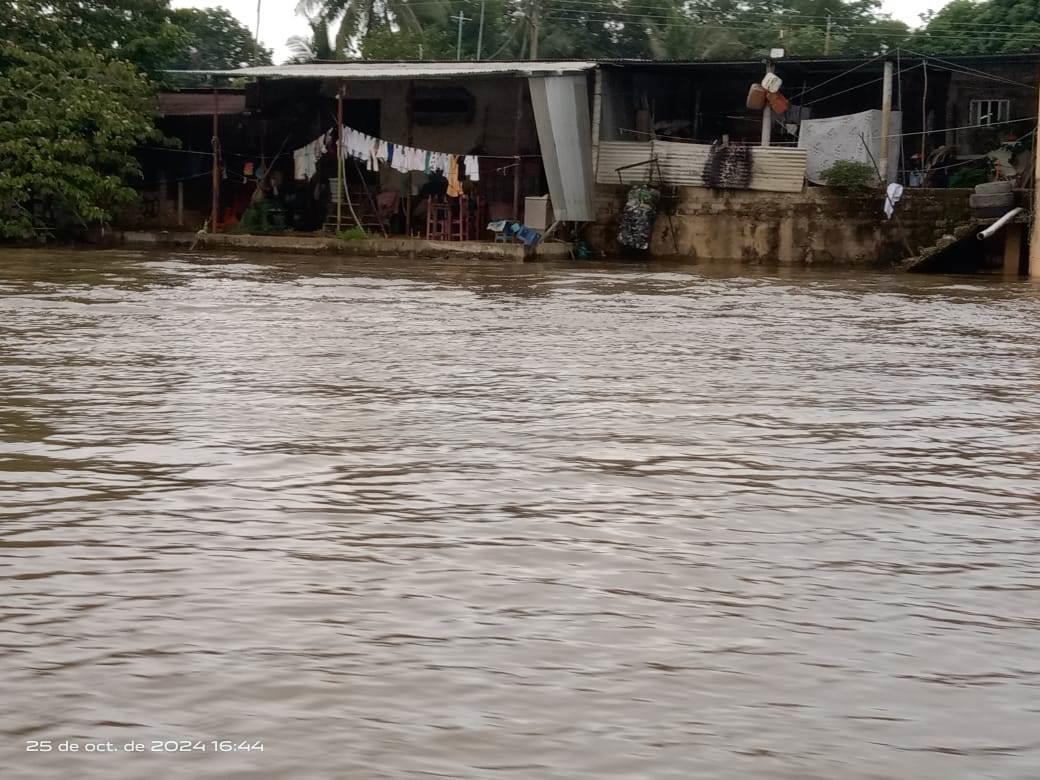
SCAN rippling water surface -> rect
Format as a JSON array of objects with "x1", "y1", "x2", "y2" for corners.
[{"x1": 3, "y1": 249, "x2": 1040, "y2": 779}]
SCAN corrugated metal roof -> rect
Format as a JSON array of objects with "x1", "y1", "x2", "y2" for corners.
[
  {"x1": 596, "y1": 140, "x2": 806, "y2": 193},
  {"x1": 169, "y1": 61, "x2": 597, "y2": 80}
]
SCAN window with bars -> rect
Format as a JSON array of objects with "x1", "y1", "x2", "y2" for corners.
[{"x1": 969, "y1": 99, "x2": 1010, "y2": 127}]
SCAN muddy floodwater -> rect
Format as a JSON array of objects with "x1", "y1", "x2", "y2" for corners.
[{"x1": 2, "y1": 249, "x2": 1040, "y2": 779}]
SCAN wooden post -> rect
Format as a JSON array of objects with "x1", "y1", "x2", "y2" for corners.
[
  {"x1": 693, "y1": 87, "x2": 702, "y2": 141},
  {"x1": 1029, "y1": 69, "x2": 1040, "y2": 276},
  {"x1": 406, "y1": 80, "x2": 414, "y2": 237},
  {"x1": 1004, "y1": 223, "x2": 1023, "y2": 276},
  {"x1": 512, "y1": 80, "x2": 524, "y2": 221},
  {"x1": 761, "y1": 62, "x2": 774, "y2": 147},
  {"x1": 879, "y1": 60, "x2": 893, "y2": 183},
  {"x1": 177, "y1": 181, "x2": 184, "y2": 226},
  {"x1": 211, "y1": 88, "x2": 220, "y2": 232},
  {"x1": 591, "y1": 68, "x2": 603, "y2": 180},
  {"x1": 920, "y1": 60, "x2": 928, "y2": 168},
  {"x1": 336, "y1": 85, "x2": 344, "y2": 232}
]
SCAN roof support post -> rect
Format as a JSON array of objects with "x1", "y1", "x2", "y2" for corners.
[
  {"x1": 336, "y1": 85, "x2": 344, "y2": 232},
  {"x1": 761, "y1": 62, "x2": 774, "y2": 148},
  {"x1": 879, "y1": 60, "x2": 894, "y2": 183},
  {"x1": 1029, "y1": 66, "x2": 1040, "y2": 277},
  {"x1": 211, "y1": 87, "x2": 220, "y2": 233}
]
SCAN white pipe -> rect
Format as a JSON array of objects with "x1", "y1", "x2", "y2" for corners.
[{"x1": 978, "y1": 207, "x2": 1023, "y2": 240}]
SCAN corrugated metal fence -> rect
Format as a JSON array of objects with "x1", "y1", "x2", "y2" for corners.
[{"x1": 596, "y1": 141, "x2": 807, "y2": 193}]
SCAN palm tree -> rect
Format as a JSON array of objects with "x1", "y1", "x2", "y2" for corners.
[
  {"x1": 286, "y1": 15, "x2": 340, "y2": 61},
  {"x1": 295, "y1": 0, "x2": 453, "y2": 55}
]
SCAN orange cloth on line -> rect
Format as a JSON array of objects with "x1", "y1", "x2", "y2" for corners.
[{"x1": 446, "y1": 154, "x2": 462, "y2": 198}]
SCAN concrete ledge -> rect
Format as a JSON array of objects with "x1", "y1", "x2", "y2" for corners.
[
  {"x1": 119, "y1": 230, "x2": 570, "y2": 262},
  {"x1": 120, "y1": 230, "x2": 197, "y2": 247}
]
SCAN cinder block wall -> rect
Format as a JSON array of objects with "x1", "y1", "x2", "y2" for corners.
[{"x1": 588, "y1": 186, "x2": 974, "y2": 266}]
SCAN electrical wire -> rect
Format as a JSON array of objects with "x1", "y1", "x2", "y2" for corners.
[
  {"x1": 442, "y1": 0, "x2": 1040, "y2": 31},
  {"x1": 875, "y1": 115, "x2": 1037, "y2": 139},
  {"x1": 898, "y1": 48, "x2": 1037, "y2": 89},
  {"x1": 802, "y1": 63, "x2": 924, "y2": 106},
  {"x1": 538, "y1": 8, "x2": 1040, "y2": 44}
]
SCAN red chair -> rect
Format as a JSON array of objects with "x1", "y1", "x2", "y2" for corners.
[
  {"x1": 450, "y1": 195, "x2": 469, "y2": 242},
  {"x1": 426, "y1": 197, "x2": 451, "y2": 240}
]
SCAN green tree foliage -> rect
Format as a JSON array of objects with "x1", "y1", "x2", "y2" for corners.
[
  {"x1": 535, "y1": 0, "x2": 909, "y2": 59},
  {"x1": 0, "y1": 43, "x2": 161, "y2": 239},
  {"x1": 296, "y1": 0, "x2": 449, "y2": 54},
  {"x1": 296, "y1": 0, "x2": 912, "y2": 61},
  {"x1": 168, "y1": 8, "x2": 273, "y2": 70},
  {"x1": 288, "y1": 16, "x2": 340, "y2": 61},
  {"x1": 0, "y1": 1, "x2": 255, "y2": 240},
  {"x1": 912, "y1": 0, "x2": 1040, "y2": 54},
  {"x1": 0, "y1": 0, "x2": 189, "y2": 78}
]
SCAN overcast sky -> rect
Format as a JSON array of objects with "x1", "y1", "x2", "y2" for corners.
[{"x1": 172, "y1": 0, "x2": 947, "y2": 65}]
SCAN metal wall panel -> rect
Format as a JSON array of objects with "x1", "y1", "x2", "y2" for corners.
[
  {"x1": 596, "y1": 141, "x2": 806, "y2": 193},
  {"x1": 528, "y1": 75, "x2": 596, "y2": 222}
]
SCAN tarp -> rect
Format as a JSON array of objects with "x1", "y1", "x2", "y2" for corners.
[
  {"x1": 798, "y1": 109, "x2": 902, "y2": 185},
  {"x1": 527, "y1": 75, "x2": 595, "y2": 222}
]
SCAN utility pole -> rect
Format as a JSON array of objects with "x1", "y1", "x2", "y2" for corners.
[
  {"x1": 529, "y1": 0, "x2": 541, "y2": 60},
  {"x1": 879, "y1": 59, "x2": 893, "y2": 182},
  {"x1": 476, "y1": 0, "x2": 486, "y2": 60},
  {"x1": 453, "y1": 12, "x2": 471, "y2": 61},
  {"x1": 824, "y1": 14, "x2": 833, "y2": 56},
  {"x1": 255, "y1": 0, "x2": 261, "y2": 43}
]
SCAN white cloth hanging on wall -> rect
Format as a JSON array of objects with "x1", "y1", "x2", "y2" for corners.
[
  {"x1": 884, "y1": 182, "x2": 904, "y2": 219},
  {"x1": 798, "y1": 109, "x2": 902, "y2": 185}
]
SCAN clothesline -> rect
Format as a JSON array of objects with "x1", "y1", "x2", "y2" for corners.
[
  {"x1": 338, "y1": 125, "x2": 481, "y2": 185},
  {"x1": 293, "y1": 124, "x2": 544, "y2": 184}
]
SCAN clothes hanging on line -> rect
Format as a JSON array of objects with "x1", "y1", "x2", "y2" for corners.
[
  {"x1": 446, "y1": 155, "x2": 463, "y2": 198},
  {"x1": 292, "y1": 130, "x2": 333, "y2": 181},
  {"x1": 337, "y1": 125, "x2": 484, "y2": 188}
]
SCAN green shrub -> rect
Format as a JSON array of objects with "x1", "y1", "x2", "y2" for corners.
[
  {"x1": 336, "y1": 227, "x2": 367, "y2": 241},
  {"x1": 820, "y1": 160, "x2": 877, "y2": 190},
  {"x1": 948, "y1": 167, "x2": 990, "y2": 189}
]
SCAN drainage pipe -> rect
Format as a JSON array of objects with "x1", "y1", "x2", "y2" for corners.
[{"x1": 978, "y1": 207, "x2": 1023, "y2": 240}]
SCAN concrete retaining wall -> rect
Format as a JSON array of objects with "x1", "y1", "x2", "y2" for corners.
[
  {"x1": 587, "y1": 186, "x2": 974, "y2": 266},
  {"x1": 116, "y1": 231, "x2": 573, "y2": 262}
]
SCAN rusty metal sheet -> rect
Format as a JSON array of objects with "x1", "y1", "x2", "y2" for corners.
[{"x1": 596, "y1": 140, "x2": 806, "y2": 192}]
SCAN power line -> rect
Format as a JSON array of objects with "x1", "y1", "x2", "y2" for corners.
[
  {"x1": 487, "y1": 0, "x2": 1037, "y2": 30},
  {"x1": 539, "y1": 6, "x2": 1040, "y2": 41},
  {"x1": 532, "y1": 0, "x2": 1040, "y2": 30},
  {"x1": 874, "y1": 115, "x2": 1036, "y2": 139},
  {"x1": 802, "y1": 63, "x2": 924, "y2": 106},
  {"x1": 544, "y1": 13, "x2": 1040, "y2": 41},
  {"x1": 899, "y1": 47, "x2": 1038, "y2": 88}
]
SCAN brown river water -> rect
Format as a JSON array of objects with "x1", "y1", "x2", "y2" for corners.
[{"x1": 2, "y1": 249, "x2": 1040, "y2": 780}]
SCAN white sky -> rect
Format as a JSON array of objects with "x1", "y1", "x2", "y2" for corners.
[{"x1": 172, "y1": 0, "x2": 947, "y2": 65}]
